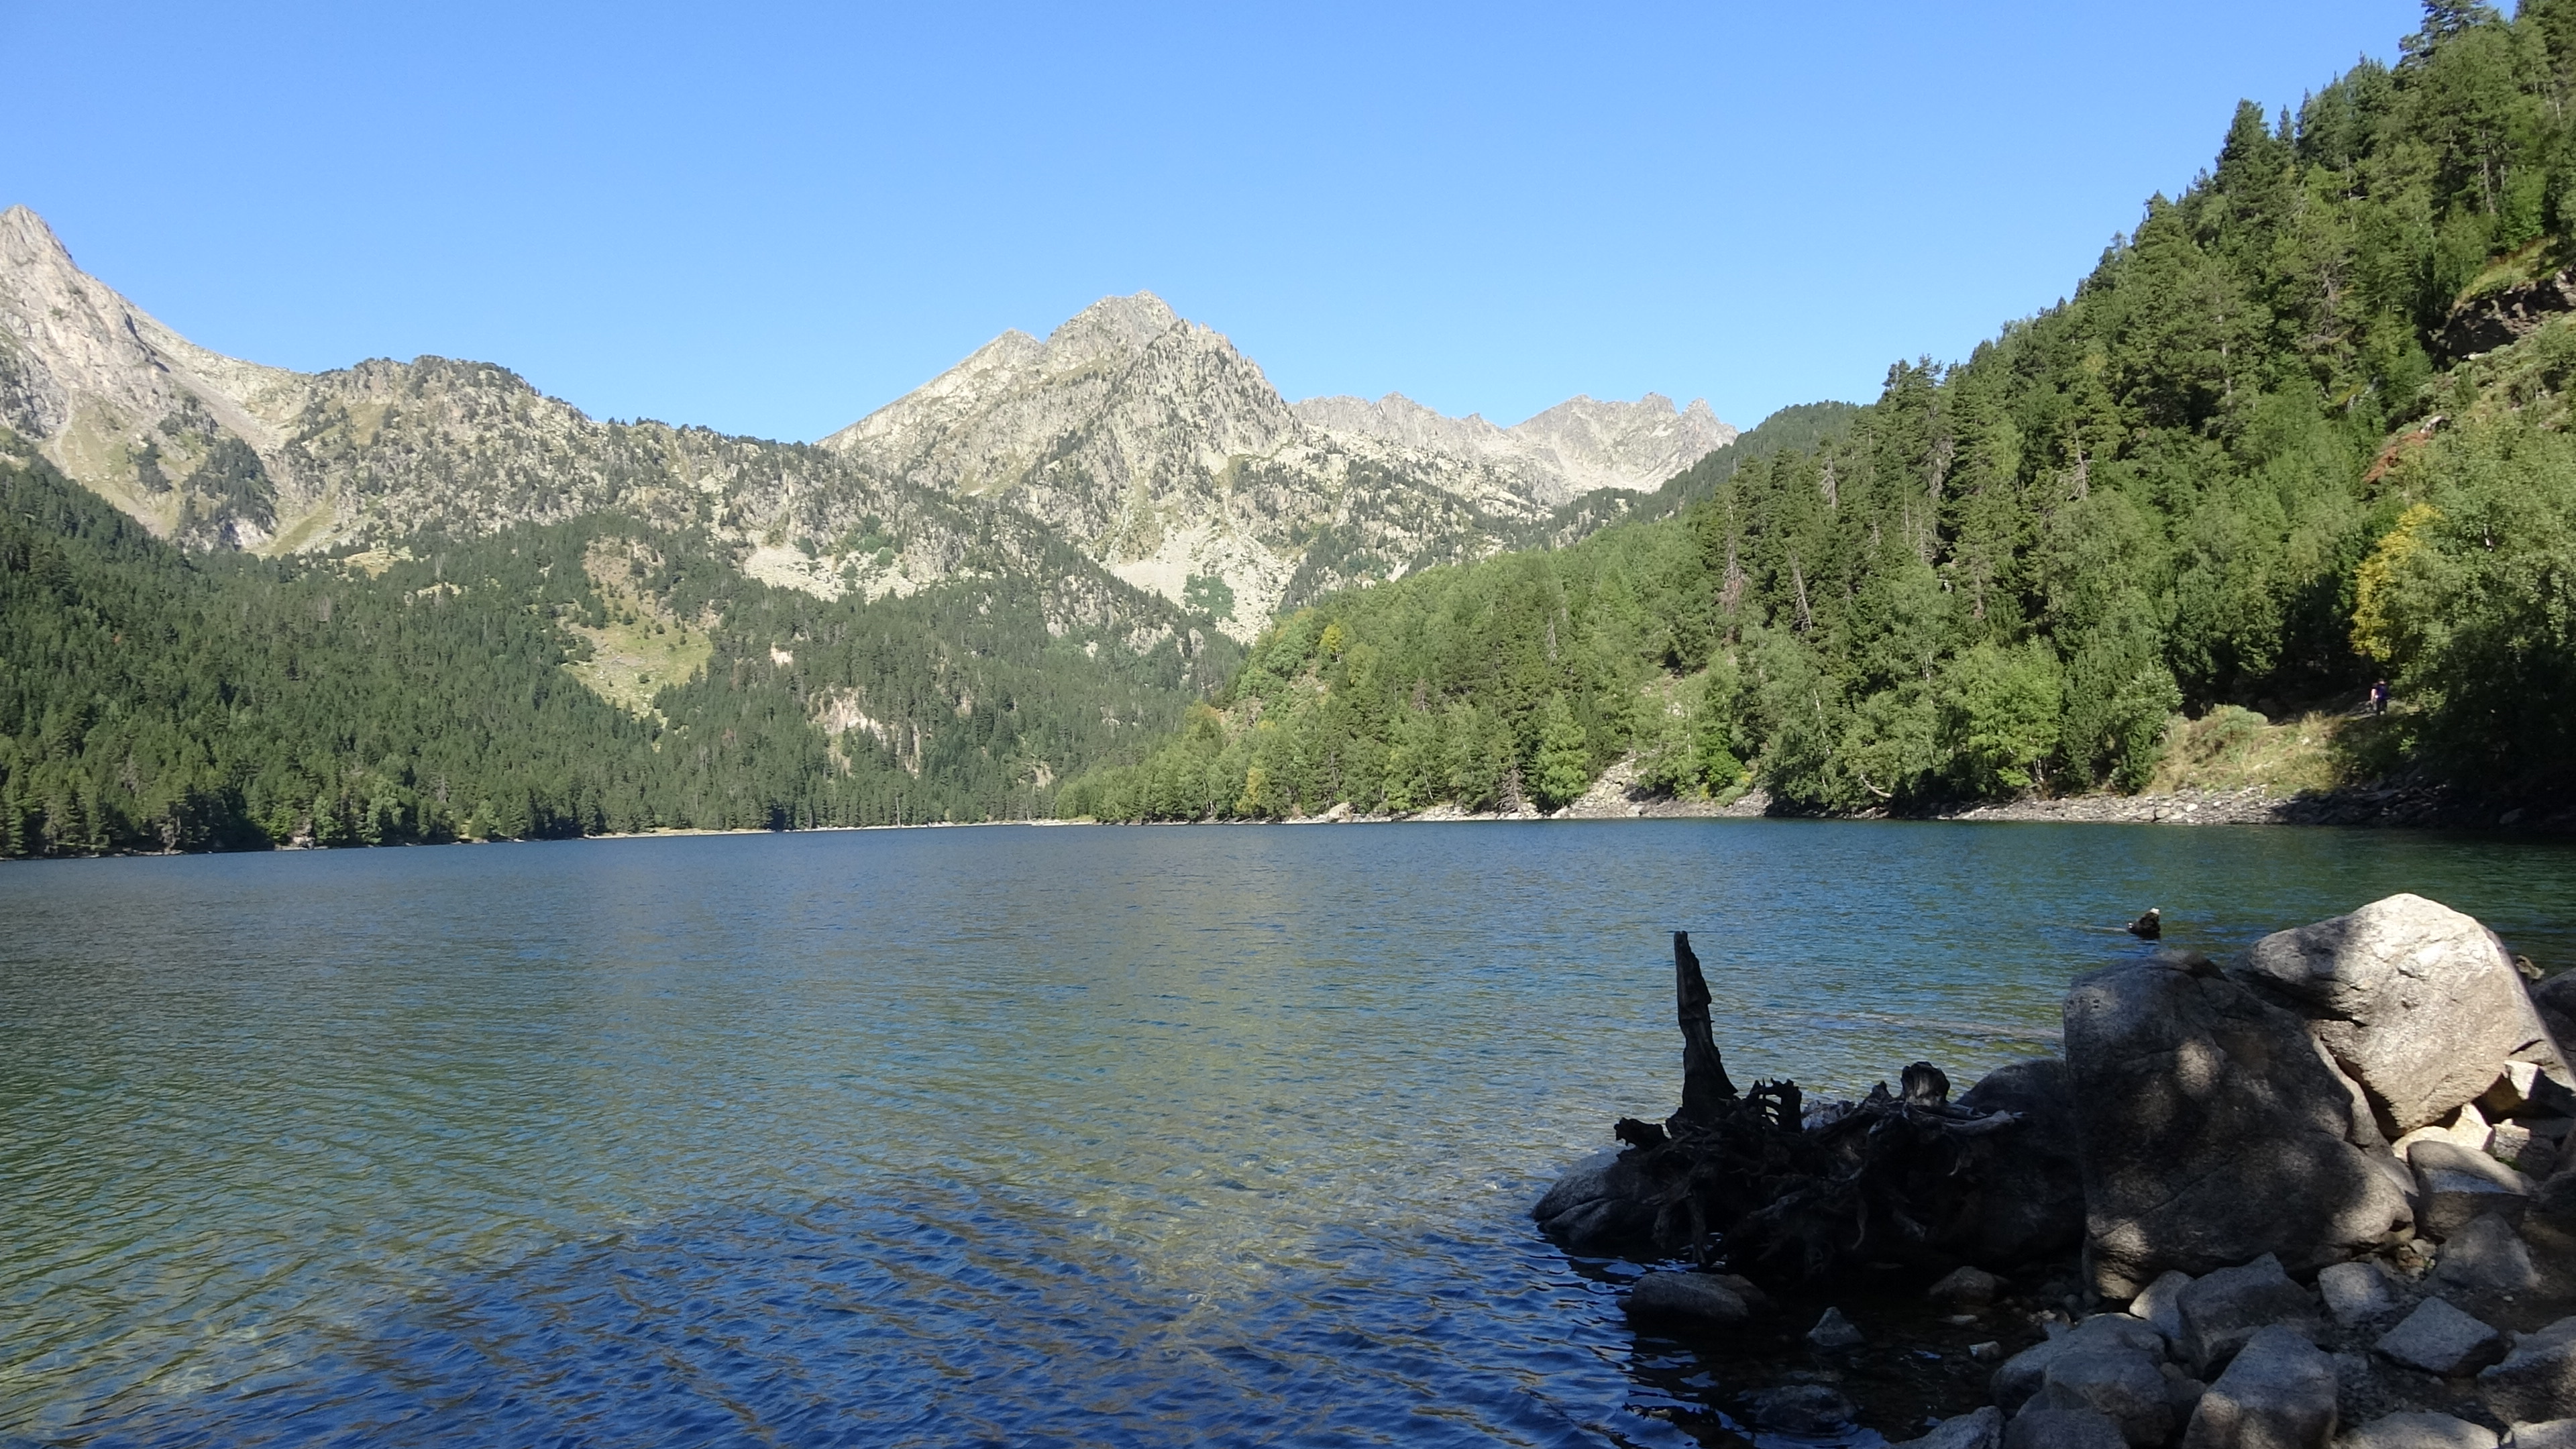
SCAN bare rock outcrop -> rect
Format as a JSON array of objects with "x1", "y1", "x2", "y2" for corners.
[
  {"x1": 2436, "y1": 268, "x2": 2576, "y2": 362},
  {"x1": 1291, "y1": 390, "x2": 1736, "y2": 501},
  {"x1": 0, "y1": 207, "x2": 1730, "y2": 652}
]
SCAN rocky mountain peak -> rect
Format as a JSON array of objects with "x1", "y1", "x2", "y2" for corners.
[
  {"x1": 1289, "y1": 388, "x2": 1736, "y2": 501},
  {"x1": 1499, "y1": 392, "x2": 1739, "y2": 497},
  {"x1": 1291, "y1": 391, "x2": 1507, "y2": 460},
  {"x1": 1040, "y1": 291, "x2": 1181, "y2": 372},
  {"x1": 0, "y1": 205, "x2": 314, "y2": 548},
  {"x1": 1, "y1": 205, "x2": 74, "y2": 285},
  {"x1": 4, "y1": 212, "x2": 1737, "y2": 643},
  {"x1": 820, "y1": 293, "x2": 1735, "y2": 635}
]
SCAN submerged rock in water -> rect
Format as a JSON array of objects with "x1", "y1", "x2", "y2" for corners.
[
  {"x1": 1747, "y1": 1382, "x2": 1857, "y2": 1434},
  {"x1": 1808, "y1": 1305, "x2": 1865, "y2": 1350},
  {"x1": 1622, "y1": 1270, "x2": 1750, "y2": 1327}
]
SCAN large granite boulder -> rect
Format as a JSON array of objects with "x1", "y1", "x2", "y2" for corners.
[
  {"x1": 2232, "y1": 895, "x2": 2567, "y2": 1136},
  {"x1": 1956, "y1": 1057, "x2": 2088, "y2": 1266},
  {"x1": 2067, "y1": 957, "x2": 2418, "y2": 1295}
]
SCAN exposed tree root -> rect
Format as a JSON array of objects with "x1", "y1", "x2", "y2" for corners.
[{"x1": 1609, "y1": 932, "x2": 2031, "y2": 1283}]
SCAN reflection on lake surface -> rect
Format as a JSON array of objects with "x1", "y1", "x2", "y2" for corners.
[{"x1": 4, "y1": 820, "x2": 2573, "y2": 1446}]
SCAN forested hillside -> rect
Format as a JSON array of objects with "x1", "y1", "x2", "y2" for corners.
[
  {"x1": 1064, "y1": 1, "x2": 2576, "y2": 821},
  {"x1": 0, "y1": 440, "x2": 1234, "y2": 855}
]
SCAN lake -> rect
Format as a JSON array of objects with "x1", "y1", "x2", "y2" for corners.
[{"x1": 5, "y1": 820, "x2": 2574, "y2": 1446}]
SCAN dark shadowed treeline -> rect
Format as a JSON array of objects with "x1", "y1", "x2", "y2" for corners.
[
  {"x1": 0, "y1": 447, "x2": 1235, "y2": 855},
  {"x1": 1065, "y1": 2, "x2": 2576, "y2": 820}
]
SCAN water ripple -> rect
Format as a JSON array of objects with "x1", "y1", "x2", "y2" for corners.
[{"x1": 5, "y1": 820, "x2": 2572, "y2": 1444}]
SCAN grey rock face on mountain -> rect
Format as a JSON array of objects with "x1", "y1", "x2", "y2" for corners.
[
  {"x1": 1293, "y1": 390, "x2": 1736, "y2": 500},
  {"x1": 2, "y1": 209, "x2": 1731, "y2": 645},
  {"x1": 822, "y1": 293, "x2": 1734, "y2": 637},
  {"x1": 0, "y1": 205, "x2": 1178, "y2": 642},
  {"x1": 0, "y1": 205, "x2": 310, "y2": 549}
]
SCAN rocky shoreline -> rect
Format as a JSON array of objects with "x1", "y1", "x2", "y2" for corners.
[
  {"x1": 1534, "y1": 896, "x2": 2576, "y2": 1447},
  {"x1": 1240, "y1": 760, "x2": 2569, "y2": 832},
  {"x1": 1932, "y1": 782, "x2": 2571, "y2": 833}
]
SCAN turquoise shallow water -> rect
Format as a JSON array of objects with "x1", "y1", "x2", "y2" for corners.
[{"x1": 4, "y1": 820, "x2": 2574, "y2": 1446}]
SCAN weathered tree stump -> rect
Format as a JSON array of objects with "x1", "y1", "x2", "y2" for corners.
[{"x1": 1592, "y1": 932, "x2": 2036, "y2": 1283}]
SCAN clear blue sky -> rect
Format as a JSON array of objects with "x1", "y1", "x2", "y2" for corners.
[{"x1": 7, "y1": 1, "x2": 2426, "y2": 442}]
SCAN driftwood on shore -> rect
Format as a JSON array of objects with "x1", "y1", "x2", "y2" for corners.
[{"x1": 1557, "y1": 932, "x2": 2074, "y2": 1283}]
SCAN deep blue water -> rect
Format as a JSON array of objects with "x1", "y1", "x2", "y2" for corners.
[{"x1": 4, "y1": 820, "x2": 2573, "y2": 1446}]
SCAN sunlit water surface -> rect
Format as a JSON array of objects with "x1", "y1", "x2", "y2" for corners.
[{"x1": 5, "y1": 821, "x2": 2575, "y2": 1446}]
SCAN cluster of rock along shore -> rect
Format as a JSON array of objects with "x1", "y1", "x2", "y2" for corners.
[{"x1": 1535, "y1": 895, "x2": 2576, "y2": 1448}]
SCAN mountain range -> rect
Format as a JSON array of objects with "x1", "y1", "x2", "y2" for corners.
[
  {"x1": 821, "y1": 292, "x2": 1731, "y2": 630},
  {"x1": 0, "y1": 202, "x2": 1739, "y2": 853},
  {"x1": 0, "y1": 207, "x2": 1732, "y2": 641}
]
